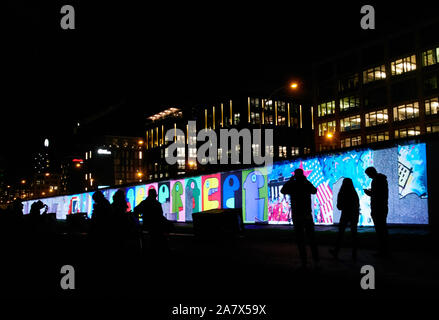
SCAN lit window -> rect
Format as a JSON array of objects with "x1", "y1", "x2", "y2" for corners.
[
  {"x1": 394, "y1": 126, "x2": 421, "y2": 138},
  {"x1": 422, "y1": 48, "x2": 439, "y2": 67},
  {"x1": 426, "y1": 123, "x2": 439, "y2": 133},
  {"x1": 252, "y1": 144, "x2": 260, "y2": 157},
  {"x1": 234, "y1": 113, "x2": 240, "y2": 125},
  {"x1": 365, "y1": 108, "x2": 389, "y2": 127},
  {"x1": 317, "y1": 101, "x2": 335, "y2": 117},
  {"x1": 318, "y1": 121, "x2": 336, "y2": 136},
  {"x1": 425, "y1": 97, "x2": 439, "y2": 116},
  {"x1": 340, "y1": 115, "x2": 361, "y2": 132},
  {"x1": 277, "y1": 101, "x2": 286, "y2": 113},
  {"x1": 391, "y1": 55, "x2": 417, "y2": 75},
  {"x1": 277, "y1": 115, "x2": 286, "y2": 126},
  {"x1": 393, "y1": 102, "x2": 419, "y2": 121},
  {"x1": 363, "y1": 65, "x2": 386, "y2": 84},
  {"x1": 177, "y1": 160, "x2": 185, "y2": 169},
  {"x1": 291, "y1": 147, "x2": 300, "y2": 156},
  {"x1": 250, "y1": 98, "x2": 261, "y2": 109},
  {"x1": 341, "y1": 136, "x2": 361, "y2": 148},
  {"x1": 278, "y1": 146, "x2": 287, "y2": 158},
  {"x1": 339, "y1": 96, "x2": 360, "y2": 112},
  {"x1": 366, "y1": 132, "x2": 389, "y2": 144},
  {"x1": 188, "y1": 148, "x2": 197, "y2": 159}
]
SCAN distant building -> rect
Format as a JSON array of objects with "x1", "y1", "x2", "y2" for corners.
[
  {"x1": 81, "y1": 135, "x2": 145, "y2": 191},
  {"x1": 144, "y1": 96, "x2": 313, "y2": 181},
  {"x1": 312, "y1": 19, "x2": 439, "y2": 151}
]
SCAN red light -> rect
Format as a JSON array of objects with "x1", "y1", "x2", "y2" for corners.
[{"x1": 72, "y1": 159, "x2": 84, "y2": 163}]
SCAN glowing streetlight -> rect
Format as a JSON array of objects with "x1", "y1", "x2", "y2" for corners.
[
  {"x1": 138, "y1": 140, "x2": 144, "y2": 145},
  {"x1": 326, "y1": 132, "x2": 334, "y2": 139},
  {"x1": 290, "y1": 82, "x2": 298, "y2": 89},
  {"x1": 75, "y1": 163, "x2": 81, "y2": 168},
  {"x1": 137, "y1": 172, "x2": 143, "y2": 178},
  {"x1": 21, "y1": 180, "x2": 26, "y2": 184}
]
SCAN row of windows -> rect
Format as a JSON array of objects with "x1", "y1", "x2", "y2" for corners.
[
  {"x1": 249, "y1": 99, "x2": 288, "y2": 112},
  {"x1": 426, "y1": 123, "x2": 439, "y2": 133},
  {"x1": 318, "y1": 121, "x2": 336, "y2": 136},
  {"x1": 317, "y1": 97, "x2": 439, "y2": 131},
  {"x1": 340, "y1": 136, "x2": 361, "y2": 148},
  {"x1": 317, "y1": 101, "x2": 335, "y2": 116},
  {"x1": 318, "y1": 96, "x2": 439, "y2": 118},
  {"x1": 365, "y1": 109, "x2": 388, "y2": 127},
  {"x1": 340, "y1": 115, "x2": 361, "y2": 132},
  {"x1": 333, "y1": 46, "x2": 439, "y2": 96},
  {"x1": 394, "y1": 126, "x2": 421, "y2": 138},
  {"x1": 391, "y1": 55, "x2": 417, "y2": 75},
  {"x1": 366, "y1": 132, "x2": 390, "y2": 144}
]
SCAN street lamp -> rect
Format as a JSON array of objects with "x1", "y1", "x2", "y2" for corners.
[{"x1": 267, "y1": 81, "x2": 301, "y2": 101}]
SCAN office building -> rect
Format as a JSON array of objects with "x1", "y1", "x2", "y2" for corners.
[
  {"x1": 312, "y1": 19, "x2": 439, "y2": 151},
  {"x1": 144, "y1": 96, "x2": 313, "y2": 181}
]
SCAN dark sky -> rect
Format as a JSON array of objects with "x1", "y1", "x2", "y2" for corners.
[{"x1": 3, "y1": 1, "x2": 438, "y2": 181}]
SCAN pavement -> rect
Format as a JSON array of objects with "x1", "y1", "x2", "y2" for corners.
[{"x1": 1, "y1": 222, "x2": 438, "y2": 304}]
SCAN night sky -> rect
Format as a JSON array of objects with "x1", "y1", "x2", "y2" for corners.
[{"x1": 3, "y1": 1, "x2": 437, "y2": 181}]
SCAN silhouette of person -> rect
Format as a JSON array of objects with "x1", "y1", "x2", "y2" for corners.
[
  {"x1": 281, "y1": 168, "x2": 319, "y2": 269},
  {"x1": 364, "y1": 167, "x2": 389, "y2": 256},
  {"x1": 90, "y1": 191, "x2": 112, "y2": 239},
  {"x1": 330, "y1": 178, "x2": 360, "y2": 261},
  {"x1": 111, "y1": 189, "x2": 133, "y2": 241},
  {"x1": 135, "y1": 188, "x2": 172, "y2": 255}
]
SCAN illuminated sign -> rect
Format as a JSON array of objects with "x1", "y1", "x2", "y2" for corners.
[{"x1": 97, "y1": 149, "x2": 112, "y2": 155}]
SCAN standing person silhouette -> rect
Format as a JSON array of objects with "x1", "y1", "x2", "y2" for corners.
[
  {"x1": 135, "y1": 188, "x2": 173, "y2": 256},
  {"x1": 364, "y1": 167, "x2": 389, "y2": 257},
  {"x1": 281, "y1": 168, "x2": 319, "y2": 269},
  {"x1": 90, "y1": 191, "x2": 112, "y2": 241},
  {"x1": 329, "y1": 178, "x2": 360, "y2": 261}
]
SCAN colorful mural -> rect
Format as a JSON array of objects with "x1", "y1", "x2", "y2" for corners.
[{"x1": 22, "y1": 143, "x2": 429, "y2": 226}]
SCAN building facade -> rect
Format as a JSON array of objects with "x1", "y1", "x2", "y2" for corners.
[
  {"x1": 81, "y1": 135, "x2": 145, "y2": 191},
  {"x1": 144, "y1": 96, "x2": 313, "y2": 181},
  {"x1": 312, "y1": 20, "x2": 439, "y2": 151}
]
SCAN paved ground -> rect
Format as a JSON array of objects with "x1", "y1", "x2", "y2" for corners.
[{"x1": 1, "y1": 222, "x2": 437, "y2": 305}]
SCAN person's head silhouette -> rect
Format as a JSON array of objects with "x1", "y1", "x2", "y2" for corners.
[
  {"x1": 294, "y1": 168, "x2": 305, "y2": 178},
  {"x1": 92, "y1": 191, "x2": 105, "y2": 203},
  {"x1": 113, "y1": 189, "x2": 126, "y2": 203},
  {"x1": 148, "y1": 188, "x2": 157, "y2": 199},
  {"x1": 365, "y1": 167, "x2": 378, "y2": 179}
]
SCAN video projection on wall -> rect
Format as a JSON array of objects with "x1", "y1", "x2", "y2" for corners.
[{"x1": 22, "y1": 142, "x2": 429, "y2": 226}]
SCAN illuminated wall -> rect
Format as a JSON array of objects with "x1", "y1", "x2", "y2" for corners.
[{"x1": 22, "y1": 143, "x2": 429, "y2": 226}]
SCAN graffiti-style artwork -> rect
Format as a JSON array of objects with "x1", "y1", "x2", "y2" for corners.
[
  {"x1": 68, "y1": 195, "x2": 81, "y2": 215},
  {"x1": 171, "y1": 179, "x2": 185, "y2": 221},
  {"x1": 221, "y1": 171, "x2": 242, "y2": 209},
  {"x1": 81, "y1": 193, "x2": 93, "y2": 218},
  {"x1": 202, "y1": 174, "x2": 221, "y2": 211},
  {"x1": 268, "y1": 163, "x2": 291, "y2": 224},
  {"x1": 398, "y1": 144, "x2": 428, "y2": 199},
  {"x1": 146, "y1": 183, "x2": 158, "y2": 198},
  {"x1": 185, "y1": 177, "x2": 201, "y2": 221},
  {"x1": 158, "y1": 182, "x2": 171, "y2": 219},
  {"x1": 125, "y1": 187, "x2": 136, "y2": 212},
  {"x1": 134, "y1": 185, "x2": 147, "y2": 206},
  {"x1": 242, "y1": 168, "x2": 268, "y2": 223},
  {"x1": 21, "y1": 143, "x2": 429, "y2": 226}
]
